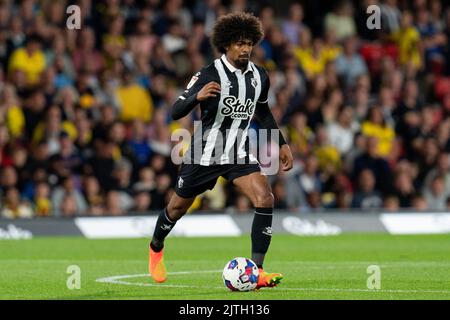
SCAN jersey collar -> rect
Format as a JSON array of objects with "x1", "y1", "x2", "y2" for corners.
[{"x1": 221, "y1": 54, "x2": 253, "y2": 75}]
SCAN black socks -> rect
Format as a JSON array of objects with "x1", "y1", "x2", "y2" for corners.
[
  {"x1": 150, "y1": 207, "x2": 274, "y2": 269},
  {"x1": 150, "y1": 208, "x2": 176, "y2": 252},
  {"x1": 251, "y1": 207, "x2": 273, "y2": 268}
]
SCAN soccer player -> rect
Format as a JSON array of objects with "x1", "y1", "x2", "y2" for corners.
[{"x1": 148, "y1": 12, "x2": 293, "y2": 288}]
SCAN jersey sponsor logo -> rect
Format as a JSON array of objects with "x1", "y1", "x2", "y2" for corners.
[{"x1": 221, "y1": 96, "x2": 255, "y2": 120}]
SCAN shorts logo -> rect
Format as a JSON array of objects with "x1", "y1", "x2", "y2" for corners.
[
  {"x1": 178, "y1": 177, "x2": 184, "y2": 189},
  {"x1": 262, "y1": 227, "x2": 272, "y2": 236},
  {"x1": 221, "y1": 96, "x2": 255, "y2": 120}
]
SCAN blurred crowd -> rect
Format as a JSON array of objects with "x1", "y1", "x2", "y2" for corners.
[{"x1": 1, "y1": 0, "x2": 450, "y2": 218}]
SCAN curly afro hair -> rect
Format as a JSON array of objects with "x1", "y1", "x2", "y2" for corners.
[{"x1": 210, "y1": 12, "x2": 264, "y2": 54}]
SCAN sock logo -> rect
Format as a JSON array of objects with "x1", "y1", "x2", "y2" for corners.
[
  {"x1": 262, "y1": 227, "x2": 272, "y2": 236},
  {"x1": 161, "y1": 224, "x2": 173, "y2": 231}
]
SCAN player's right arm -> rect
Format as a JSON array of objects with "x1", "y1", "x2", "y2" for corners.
[{"x1": 171, "y1": 70, "x2": 221, "y2": 120}]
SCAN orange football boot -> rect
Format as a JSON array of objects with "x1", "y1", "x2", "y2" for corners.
[
  {"x1": 256, "y1": 268, "x2": 283, "y2": 289},
  {"x1": 148, "y1": 248, "x2": 167, "y2": 283}
]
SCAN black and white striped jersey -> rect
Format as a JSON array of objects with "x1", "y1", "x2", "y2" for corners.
[{"x1": 172, "y1": 54, "x2": 271, "y2": 166}]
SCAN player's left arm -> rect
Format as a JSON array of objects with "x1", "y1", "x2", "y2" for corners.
[
  {"x1": 254, "y1": 71, "x2": 293, "y2": 172},
  {"x1": 171, "y1": 69, "x2": 219, "y2": 120}
]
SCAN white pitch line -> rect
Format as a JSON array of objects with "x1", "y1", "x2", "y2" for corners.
[
  {"x1": 95, "y1": 271, "x2": 450, "y2": 295},
  {"x1": 96, "y1": 270, "x2": 225, "y2": 289}
]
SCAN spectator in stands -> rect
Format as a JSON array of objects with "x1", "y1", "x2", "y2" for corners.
[
  {"x1": 8, "y1": 34, "x2": 46, "y2": 86},
  {"x1": 286, "y1": 112, "x2": 314, "y2": 158},
  {"x1": 115, "y1": 70, "x2": 154, "y2": 123},
  {"x1": 361, "y1": 106, "x2": 395, "y2": 158},
  {"x1": 415, "y1": 6, "x2": 447, "y2": 72},
  {"x1": 1, "y1": 187, "x2": 33, "y2": 218},
  {"x1": 327, "y1": 105, "x2": 357, "y2": 155},
  {"x1": 105, "y1": 190, "x2": 125, "y2": 216},
  {"x1": 313, "y1": 125, "x2": 341, "y2": 177},
  {"x1": 0, "y1": 84, "x2": 25, "y2": 139},
  {"x1": 353, "y1": 137, "x2": 392, "y2": 193},
  {"x1": 324, "y1": 0, "x2": 357, "y2": 42},
  {"x1": 22, "y1": 89, "x2": 46, "y2": 140},
  {"x1": 281, "y1": 2, "x2": 305, "y2": 46},
  {"x1": 32, "y1": 105, "x2": 77, "y2": 156},
  {"x1": 335, "y1": 36, "x2": 368, "y2": 89},
  {"x1": 0, "y1": 166, "x2": 18, "y2": 195},
  {"x1": 351, "y1": 169, "x2": 383, "y2": 209},
  {"x1": 132, "y1": 190, "x2": 152, "y2": 213},
  {"x1": 393, "y1": 172, "x2": 416, "y2": 208},
  {"x1": 51, "y1": 176, "x2": 87, "y2": 216},
  {"x1": 34, "y1": 181, "x2": 51, "y2": 217},
  {"x1": 82, "y1": 175, "x2": 104, "y2": 216},
  {"x1": 72, "y1": 27, "x2": 105, "y2": 75},
  {"x1": 111, "y1": 158, "x2": 134, "y2": 212},
  {"x1": 411, "y1": 193, "x2": 428, "y2": 211},
  {"x1": 380, "y1": 0, "x2": 402, "y2": 34},
  {"x1": 59, "y1": 193, "x2": 80, "y2": 217},
  {"x1": 161, "y1": 19, "x2": 187, "y2": 54},
  {"x1": 133, "y1": 167, "x2": 156, "y2": 193},
  {"x1": 424, "y1": 152, "x2": 450, "y2": 197},
  {"x1": 128, "y1": 119, "x2": 152, "y2": 168},
  {"x1": 423, "y1": 175, "x2": 447, "y2": 210},
  {"x1": 383, "y1": 194, "x2": 400, "y2": 211},
  {"x1": 298, "y1": 154, "x2": 322, "y2": 198},
  {"x1": 45, "y1": 33, "x2": 75, "y2": 82},
  {"x1": 390, "y1": 11, "x2": 422, "y2": 71},
  {"x1": 50, "y1": 131, "x2": 82, "y2": 177},
  {"x1": 150, "y1": 173, "x2": 172, "y2": 210}
]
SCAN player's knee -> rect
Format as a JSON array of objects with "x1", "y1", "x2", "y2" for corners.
[
  {"x1": 254, "y1": 192, "x2": 274, "y2": 208},
  {"x1": 166, "y1": 203, "x2": 187, "y2": 221}
]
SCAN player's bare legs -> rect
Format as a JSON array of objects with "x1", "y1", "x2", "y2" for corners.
[
  {"x1": 232, "y1": 171, "x2": 283, "y2": 288},
  {"x1": 148, "y1": 193, "x2": 195, "y2": 282}
]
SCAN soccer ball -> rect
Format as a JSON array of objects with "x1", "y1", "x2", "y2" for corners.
[{"x1": 222, "y1": 257, "x2": 259, "y2": 292}]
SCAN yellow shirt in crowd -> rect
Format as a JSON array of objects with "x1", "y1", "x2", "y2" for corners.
[
  {"x1": 8, "y1": 48, "x2": 46, "y2": 85},
  {"x1": 32, "y1": 121, "x2": 78, "y2": 143},
  {"x1": 294, "y1": 48, "x2": 328, "y2": 78},
  {"x1": 391, "y1": 27, "x2": 422, "y2": 69},
  {"x1": 116, "y1": 84, "x2": 153, "y2": 123},
  {"x1": 313, "y1": 145, "x2": 342, "y2": 173},
  {"x1": 6, "y1": 105, "x2": 25, "y2": 138},
  {"x1": 294, "y1": 45, "x2": 341, "y2": 78},
  {"x1": 361, "y1": 121, "x2": 395, "y2": 157}
]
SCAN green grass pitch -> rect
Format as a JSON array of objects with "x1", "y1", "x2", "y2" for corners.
[{"x1": 1, "y1": 234, "x2": 450, "y2": 300}]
